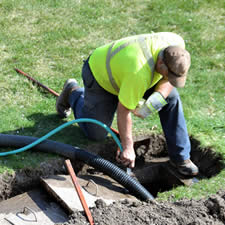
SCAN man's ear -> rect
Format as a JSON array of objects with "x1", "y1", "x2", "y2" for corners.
[
  {"x1": 156, "y1": 58, "x2": 168, "y2": 74},
  {"x1": 159, "y1": 62, "x2": 168, "y2": 71}
]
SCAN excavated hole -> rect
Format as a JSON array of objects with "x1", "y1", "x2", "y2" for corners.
[
  {"x1": 85, "y1": 134, "x2": 224, "y2": 198},
  {"x1": 0, "y1": 134, "x2": 224, "y2": 202},
  {"x1": 131, "y1": 136, "x2": 224, "y2": 197}
]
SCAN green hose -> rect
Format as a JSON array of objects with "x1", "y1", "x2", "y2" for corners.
[{"x1": 0, "y1": 118, "x2": 122, "y2": 156}]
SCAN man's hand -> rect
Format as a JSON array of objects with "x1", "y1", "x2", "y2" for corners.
[
  {"x1": 116, "y1": 147, "x2": 136, "y2": 168},
  {"x1": 116, "y1": 101, "x2": 136, "y2": 168}
]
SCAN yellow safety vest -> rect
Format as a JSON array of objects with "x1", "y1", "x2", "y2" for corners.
[{"x1": 89, "y1": 32, "x2": 185, "y2": 110}]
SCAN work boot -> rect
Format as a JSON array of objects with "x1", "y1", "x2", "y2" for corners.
[
  {"x1": 169, "y1": 159, "x2": 199, "y2": 176},
  {"x1": 56, "y1": 79, "x2": 79, "y2": 118}
]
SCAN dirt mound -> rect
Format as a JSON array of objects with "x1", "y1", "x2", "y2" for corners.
[{"x1": 62, "y1": 190, "x2": 225, "y2": 225}]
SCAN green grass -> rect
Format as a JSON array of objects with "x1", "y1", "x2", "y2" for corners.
[{"x1": 0, "y1": 0, "x2": 224, "y2": 200}]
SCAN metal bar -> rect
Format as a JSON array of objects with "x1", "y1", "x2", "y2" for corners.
[
  {"x1": 14, "y1": 68, "x2": 59, "y2": 97},
  {"x1": 14, "y1": 67, "x2": 119, "y2": 143},
  {"x1": 65, "y1": 159, "x2": 94, "y2": 225},
  {"x1": 110, "y1": 127, "x2": 120, "y2": 138}
]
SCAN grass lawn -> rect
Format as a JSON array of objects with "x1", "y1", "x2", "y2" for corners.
[{"x1": 0, "y1": 0, "x2": 224, "y2": 200}]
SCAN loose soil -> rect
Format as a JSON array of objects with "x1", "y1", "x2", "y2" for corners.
[
  {"x1": 0, "y1": 133, "x2": 224, "y2": 225},
  {"x1": 62, "y1": 190, "x2": 225, "y2": 225}
]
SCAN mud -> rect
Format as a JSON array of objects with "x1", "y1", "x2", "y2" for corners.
[{"x1": 0, "y1": 133, "x2": 224, "y2": 225}]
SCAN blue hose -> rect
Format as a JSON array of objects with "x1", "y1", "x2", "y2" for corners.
[{"x1": 0, "y1": 118, "x2": 122, "y2": 156}]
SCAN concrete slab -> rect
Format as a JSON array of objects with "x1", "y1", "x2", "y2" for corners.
[
  {"x1": 41, "y1": 174, "x2": 137, "y2": 213},
  {"x1": 0, "y1": 189, "x2": 68, "y2": 225}
]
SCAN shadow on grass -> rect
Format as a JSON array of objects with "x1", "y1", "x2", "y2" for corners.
[
  {"x1": 1, "y1": 112, "x2": 114, "y2": 150},
  {"x1": 0, "y1": 112, "x2": 116, "y2": 172}
]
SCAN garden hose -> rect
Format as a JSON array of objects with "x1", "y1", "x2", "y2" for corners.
[{"x1": 0, "y1": 118, "x2": 122, "y2": 156}]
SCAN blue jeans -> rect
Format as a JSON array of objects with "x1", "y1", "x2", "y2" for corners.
[
  {"x1": 69, "y1": 58, "x2": 118, "y2": 141},
  {"x1": 69, "y1": 58, "x2": 190, "y2": 162}
]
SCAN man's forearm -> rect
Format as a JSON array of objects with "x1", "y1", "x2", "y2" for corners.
[
  {"x1": 116, "y1": 101, "x2": 136, "y2": 167},
  {"x1": 154, "y1": 78, "x2": 173, "y2": 98},
  {"x1": 117, "y1": 102, "x2": 133, "y2": 149}
]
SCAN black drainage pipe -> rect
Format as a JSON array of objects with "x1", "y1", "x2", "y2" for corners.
[{"x1": 0, "y1": 134, "x2": 154, "y2": 201}]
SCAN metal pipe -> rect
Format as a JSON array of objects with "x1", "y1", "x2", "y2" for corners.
[
  {"x1": 65, "y1": 159, "x2": 94, "y2": 225},
  {"x1": 14, "y1": 68, "x2": 121, "y2": 138},
  {"x1": 14, "y1": 68, "x2": 59, "y2": 97}
]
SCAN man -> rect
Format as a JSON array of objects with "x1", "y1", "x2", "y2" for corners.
[{"x1": 56, "y1": 32, "x2": 199, "y2": 176}]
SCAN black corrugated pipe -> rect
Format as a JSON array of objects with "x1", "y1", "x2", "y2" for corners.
[{"x1": 0, "y1": 134, "x2": 154, "y2": 201}]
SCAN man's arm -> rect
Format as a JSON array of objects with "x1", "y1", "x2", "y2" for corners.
[
  {"x1": 132, "y1": 78, "x2": 174, "y2": 119},
  {"x1": 116, "y1": 101, "x2": 136, "y2": 168},
  {"x1": 154, "y1": 78, "x2": 174, "y2": 98},
  {"x1": 116, "y1": 78, "x2": 173, "y2": 167}
]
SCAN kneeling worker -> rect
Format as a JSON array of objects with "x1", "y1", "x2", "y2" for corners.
[{"x1": 56, "y1": 32, "x2": 199, "y2": 176}]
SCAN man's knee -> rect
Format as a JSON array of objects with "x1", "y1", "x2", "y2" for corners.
[
  {"x1": 82, "y1": 125, "x2": 108, "y2": 141},
  {"x1": 86, "y1": 131, "x2": 107, "y2": 141}
]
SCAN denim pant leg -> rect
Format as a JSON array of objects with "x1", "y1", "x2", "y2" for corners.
[
  {"x1": 69, "y1": 58, "x2": 118, "y2": 141},
  {"x1": 158, "y1": 88, "x2": 191, "y2": 162}
]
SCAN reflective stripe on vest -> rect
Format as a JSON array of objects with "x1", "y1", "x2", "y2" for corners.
[{"x1": 106, "y1": 36, "x2": 155, "y2": 93}]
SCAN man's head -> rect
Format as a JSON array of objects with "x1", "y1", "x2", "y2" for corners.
[{"x1": 156, "y1": 46, "x2": 191, "y2": 88}]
